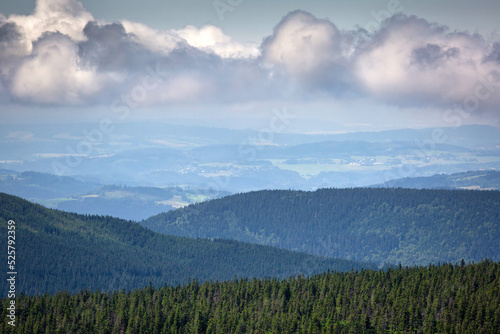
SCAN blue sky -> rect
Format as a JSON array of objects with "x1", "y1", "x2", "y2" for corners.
[{"x1": 1, "y1": 0, "x2": 499, "y2": 131}]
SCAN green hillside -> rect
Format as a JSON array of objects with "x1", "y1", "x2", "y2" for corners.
[
  {"x1": 2, "y1": 261, "x2": 498, "y2": 333},
  {"x1": 143, "y1": 188, "x2": 500, "y2": 267},
  {"x1": 0, "y1": 193, "x2": 374, "y2": 295}
]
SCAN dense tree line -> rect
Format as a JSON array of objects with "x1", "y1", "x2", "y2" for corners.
[
  {"x1": 0, "y1": 193, "x2": 374, "y2": 295},
  {"x1": 144, "y1": 188, "x2": 500, "y2": 266},
  {"x1": 1, "y1": 261, "x2": 498, "y2": 333}
]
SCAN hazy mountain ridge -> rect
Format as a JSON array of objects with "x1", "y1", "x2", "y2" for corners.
[
  {"x1": 374, "y1": 170, "x2": 500, "y2": 190},
  {"x1": 0, "y1": 169, "x2": 100, "y2": 199},
  {"x1": 55, "y1": 184, "x2": 230, "y2": 221},
  {"x1": 0, "y1": 170, "x2": 230, "y2": 220}
]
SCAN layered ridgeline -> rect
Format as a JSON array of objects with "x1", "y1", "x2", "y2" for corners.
[
  {"x1": 1, "y1": 261, "x2": 498, "y2": 333},
  {"x1": 0, "y1": 169, "x2": 230, "y2": 221},
  {"x1": 374, "y1": 170, "x2": 500, "y2": 190},
  {"x1": 144, "y1": 188, "x2": 500, "y2": 267},
  {"x1": 0, "y1": 193, "x2": 374, "y2": 295}
]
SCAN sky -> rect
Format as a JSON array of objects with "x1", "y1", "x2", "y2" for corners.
[{"x1": 1, "y1": 0, "x2": 500, "y2": 131}]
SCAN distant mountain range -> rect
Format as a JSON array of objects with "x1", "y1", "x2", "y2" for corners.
[
  {"x1": 0, "y1": 169, "x2": 99, "y2": 199},
  {"x1": 0, "y1": 193, "x2": 374, "y2": 295},
  {"x1": 143, "y1": 188, "x2": 500, "y2": 267},
  {"x1": 374, "y1": 170, "x2": 500, "y2": 190},
  {"x1": 1, "y1": 123, "x2": 499, "y2": 191},
  {"x1": 0, "y1": 169, "x2": 229, "y2": 220}
]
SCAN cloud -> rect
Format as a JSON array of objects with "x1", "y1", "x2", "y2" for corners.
[
  {"x1": 0, "y1": 0, "x2": 104, "y2": 104},
  {"x1": 485, "y1": 42, "x2": 500, "y2": 64},
  {"x1": 7, "y1": 0, "x2": 93, "y2": 50},
  {"x1": 259, "y1": 11, "x2": 500, "y2": 112},
  {"x1": 261, "y1": 11, "x2": 343, "y2": 81},
  {"x1": 176, "y1": 24, "x2": 259, "y2": 59},
  {"x1": 0, "y1": 21, "x2": 28, "y2": 56},
  {"x1": 8, "y1": 32, "x2": 102, "y2": 104},
  {"x1": 79, "y1": 21, "x2": 153, "y2": 72},
  {"x1": 121, "y1": 20, "x2": 183, "y2": 57},
  {"x1": 0, "y1": 0, "x2": 499, "y2": 119},
  {"x1": 121, "y1": 21, "x2": 259, "y2": 60},
  {"x1": 154, "y1": 72, "x2": 209, "y2": 103},
  {"x1": 259, "y1": 10, "x2": 365, "y2": 97},
  {"x1": 0, "y1": 0, "x2": 265, "y2": 106},
  {"x1": 354, "y1": 15, "x2": 500, "y2": 110}
]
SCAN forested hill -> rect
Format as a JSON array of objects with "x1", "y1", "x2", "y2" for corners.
[
  {"x1": 0, "y1": 193, "x2": 375, "y2": 295},
  {"x1": 143, "y1": 188, "x2": 500, "y2": 267},
  {"x1": 2, "y1": 261, "x2": 498, "y2": 333}
]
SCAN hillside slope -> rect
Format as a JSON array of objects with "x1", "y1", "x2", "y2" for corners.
[
  {"x1": 143, "y1": 188, "x2": 500, "y2": 266},
  {"x1": 0, "y1": 193, "x2": 375, "y2": 295}
]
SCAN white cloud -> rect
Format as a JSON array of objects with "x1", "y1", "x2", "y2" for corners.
[
  {"x1": 354, "y1": 15, "x2": 500, "y2": 109},
  {"x1": 7, "y1": 0, "x2": 93, "y2": 53},
  {"x1": 9, "y1": 32, "x2": 101, "y2": 104},
  {"x1": 121, "y1": 21, "x2": 259, "y2": 59},
  {"x1": 121, "y1": 20, "x2": 183, "y2": 56},
  {"x1": 0, "y1": 0, "x2": 262, "y2": 106},
  {"x1": 177, "y1": 24, "x2": 259, "y2": 59},
  {"x1": 0, "y1": 0, "x2": 499, "y2": 121},
  {"x1": 261, "y1": 11, "x2": 343, "y2": 80},
  {"x1": 145, "y1": 72, "x2": 213, "y2": 104}
]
